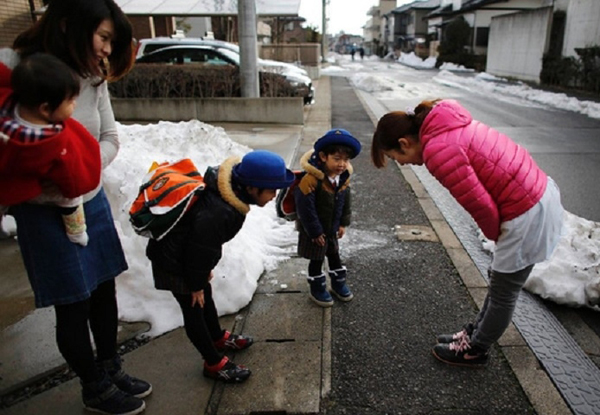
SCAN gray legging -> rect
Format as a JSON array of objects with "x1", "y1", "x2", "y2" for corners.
[{"x1": 471, "y1": 265, "x2": 534, "y2": 350}]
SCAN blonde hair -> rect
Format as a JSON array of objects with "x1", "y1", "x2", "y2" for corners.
[{"x1": 371, "y1": 99, "x2": 440, "y2": 168}]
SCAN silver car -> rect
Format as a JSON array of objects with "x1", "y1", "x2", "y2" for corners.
[{"x1": 136, "y1": 44, "x2": 314, "y2": 104}]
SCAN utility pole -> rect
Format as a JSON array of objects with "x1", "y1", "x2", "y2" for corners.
[
  {"x1": 321, "y1": 0, "x2": 327, "y2": 62},
  {"x1": 238, "y1": 0, "x2": 260, "y2": 97}
]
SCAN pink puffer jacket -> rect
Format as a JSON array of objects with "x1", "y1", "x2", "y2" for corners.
[{"x1": 420, "y1": 100, "x2": 547, "y2": 241}]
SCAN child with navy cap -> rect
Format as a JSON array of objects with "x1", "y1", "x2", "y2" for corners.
[
  {"x1": 146, "y1": 150, "x2": 294, "y2": 382},
  {"x1": 294, "y1": 128, "x2": 361, "y2": 307}
]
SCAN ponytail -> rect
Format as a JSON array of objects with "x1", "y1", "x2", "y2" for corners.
[{"x1": 371, "y1": 99, "x2": 440, "y2": 168}]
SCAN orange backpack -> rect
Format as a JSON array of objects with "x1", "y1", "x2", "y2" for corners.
[{"x1": 129, "y1": 158, "x2": 205, "y2": 240}]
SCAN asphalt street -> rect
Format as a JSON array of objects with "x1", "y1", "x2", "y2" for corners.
[{"x1": 321, "y1": 76, "x2": 535, "y2": 414}]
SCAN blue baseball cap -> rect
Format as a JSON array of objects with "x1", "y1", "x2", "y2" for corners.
[{"x1": 232, "y1": 150, "x2": 295, "y2": 189}]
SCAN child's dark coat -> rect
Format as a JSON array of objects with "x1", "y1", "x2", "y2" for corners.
[
  {"x1": 294, "y1": 150, "x2": 353, "y2": 260},
  {"x1": 146, "y1": 156, "x2": 250, "y2": 294}
]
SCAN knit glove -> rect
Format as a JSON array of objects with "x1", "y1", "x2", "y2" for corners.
[{"x1": 63, "y1": 205, "x2": 89, "y2": 247}]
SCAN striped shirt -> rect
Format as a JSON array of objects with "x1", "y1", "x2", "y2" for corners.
[{"x1": 0, "y1": 100, "x2": 63, "y2": 143}]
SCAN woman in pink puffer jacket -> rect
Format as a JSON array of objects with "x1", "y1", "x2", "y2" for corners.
[{"x1": 371, "y1": 99, "x2": 563, "y2": 367}]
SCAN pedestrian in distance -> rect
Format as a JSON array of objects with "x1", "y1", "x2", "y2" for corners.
[
  {"x1": 0, "y1": 53, "x2": 102, "y2": 247},
  {"x1": 294, "y1": 129, "x2": 362, "y2": 307},
  {"x1": 371, "y1": 99, "x2": 564, "y2": 367},
  {"x1": 350, "y1": 45, "x2": 356, "y2": 61},
  {"x1": 0, "y1": 0, "x2": 152, "y2": 414},
  {"x1": 146, "y1": 150, "x2": 295, "y2": 383},
  {"x1": 359, "y1": 46, "x2": 365, "y2": 60}
]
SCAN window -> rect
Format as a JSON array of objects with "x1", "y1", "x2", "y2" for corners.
[{"x1": 476, "y1": 27, "x2": 489, "y2": 47}]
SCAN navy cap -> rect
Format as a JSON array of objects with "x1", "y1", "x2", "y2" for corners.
[{"x1": 314, "y1": 128, "x2": 361, "y2": 159}]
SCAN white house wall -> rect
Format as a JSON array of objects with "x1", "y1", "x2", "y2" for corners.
[
  {"x1": 562, "y1": 0, "x2": 600, "y2": 58},
  {"x1": 553, "y1": 0, "x2": 569, "y2": 12},
  {"x1": 472, "y1": 0, "x2": 548, "y2": 26},
  {"x1": 486, "y1": 6, "x2": 552, "y2": 83}
]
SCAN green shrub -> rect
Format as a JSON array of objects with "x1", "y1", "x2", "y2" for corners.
[
  {"x1": 541, "y1": 46, "x2": 600, "y2": 95},
  {"x1": 575, "y1": 46, "x2": 600, "y2": 94},
  {"x1": 109, "y1": 64, "x2": 298, "y2": 98},
  {"x1": 436, "y1": 53, "x2": 486, "y2": 72},
  {"x1": 540, "y1": 55, "x2": 580, "y2": 88}
]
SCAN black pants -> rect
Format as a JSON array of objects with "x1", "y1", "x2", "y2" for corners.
[
  {"x1": 172, "y1": 283, "x2": 224, "y2": 366},
  {"x1": 308, "y1": 249, "x2": 343, "y2": 276},
  {"x1": 54, "y1": 279, "x2": 118, "y2": 383}
]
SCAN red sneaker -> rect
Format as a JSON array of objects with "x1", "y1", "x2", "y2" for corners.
[
  {"x1": 214, "y1": 331, "x2": 254, "y2": 351},
  {"x1": 203, "y1": 357, "x2": 251, "y2": 383}
]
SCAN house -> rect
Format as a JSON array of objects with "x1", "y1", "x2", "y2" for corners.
[
  {"x1": 0, "y1": 0, "x2": 45, "y2": 48},
  {"x1": 332, "y1": 33, "x2": 364, "y2": 55},
  {"x1": 424, "y1": 0, "x2": 599, "y2": 84},
  {"x1": 390, "y1": 0, "x2": 440, "y2": 58},
  {"x1": 263, "y1": 16, "x2": 307, "y2": 43},
  {"x1": 486, "y1": 0, "x2": 599, "y2": 83},
  {"x1": 363, "y1": 0, "x2": 397, "y2": 56},
  {"x1": 426, "y1": 0, "x2": 551, "y2": 56}
]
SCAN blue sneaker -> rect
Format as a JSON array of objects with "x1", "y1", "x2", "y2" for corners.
[
  {"x1": 329, "y1": 267, "x2": 354, "y2": 302},
  {"x1": 307, "y1": 274, "x2": 333, "y2": 307}
]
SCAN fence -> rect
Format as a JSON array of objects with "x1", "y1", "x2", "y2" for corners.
[{"x1": 260, "y1": 43, "x2": 321, "y2": 66}]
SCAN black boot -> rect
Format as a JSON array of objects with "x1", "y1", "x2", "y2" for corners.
[
  {"x1": 99, "y1": 355, "x2": 152, "y2": 398},
  {"x1": 81, "y1": 371, "x2": 145, "y2": 415},
  {"x1": 329, "y1": 267, "x2": 353, "y2": 301}
]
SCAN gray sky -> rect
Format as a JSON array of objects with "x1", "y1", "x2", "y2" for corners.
[{"x1": 298, "y1": 0, "x2": 413, "y2": 36}]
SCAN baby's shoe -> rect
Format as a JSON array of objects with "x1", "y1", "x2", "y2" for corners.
[
  {"x1": 214, "y1": 330, "x2": 254, "y2": 351},
  {"x1": 329, "y1": 267, "x2": 353, "y2": 301},
  {"x1": 0, "y1": 215, "x2": 15, "y2": 240},
  {"x1": 203, "y1": 356, "x2": 251, "y2": 383},
  {"x1": 307, "y1": 273, "x2": 333, "y2": 307},
  {"x1": 63, "y1": 205, "x2": 89, "y2": 247}
]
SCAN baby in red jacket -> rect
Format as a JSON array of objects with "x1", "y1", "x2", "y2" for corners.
[{"x1": 0, "y1": 53, "x2": 102, "y2": 246}]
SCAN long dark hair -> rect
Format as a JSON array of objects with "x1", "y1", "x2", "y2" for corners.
[
  {"x1": 13, "y1": 0, "x2": 134, "y2": 81},
  {"x1": 371, "y1": 99, "x2": 440, "y2": 168}
]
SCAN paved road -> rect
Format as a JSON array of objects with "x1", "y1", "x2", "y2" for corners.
[
  {"x1": 322, "y1": 76, "x2": 536, "y2": 414},
  {"x1": 348, "y1": 59, "x2": 600, "y2": 370}
]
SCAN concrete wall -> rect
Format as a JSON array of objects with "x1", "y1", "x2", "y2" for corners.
[
  {"x1": 486, "y1": 7, "x2": 552, "y2": 83},
  {"x1": 562, "y1": 0, "x2": 600, "y2": 58},
  {"x1": 111, "y1": 97, "x2": 304, "y2": 125},
  {"x1": 0, "y1": 0, "x2": 43, "y2": 48}
]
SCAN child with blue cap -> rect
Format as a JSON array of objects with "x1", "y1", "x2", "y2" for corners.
[
  {"x1": 294, "y1": 128, "x2": 361, "y2": 307},
  {"x1": 146, "y1": 150, "x2": 294, "y2": 383}
]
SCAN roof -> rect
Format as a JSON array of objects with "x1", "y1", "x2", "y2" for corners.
[
  {"x1": 426, "y1": 0, "x2": 515, "y2": 18},
  {"x1": 114, "y1": 0, "x2": 301, "y2": 16},
  {"x1": 392, "y1": 0, "x2": 441, "y2": 14}
]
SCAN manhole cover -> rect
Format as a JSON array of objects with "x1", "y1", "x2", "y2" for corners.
[{"x1": 394, "y1": 225, "x2": 438, "y2": 242}]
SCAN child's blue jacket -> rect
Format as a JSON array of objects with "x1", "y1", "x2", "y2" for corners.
[{"x1": 294, "y1": 149, "x2": 353, "y2": 239}]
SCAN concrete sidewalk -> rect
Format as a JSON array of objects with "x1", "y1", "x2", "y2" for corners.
[{"x1": 0, "y1": 78, "x2": 333, "y2": 414}]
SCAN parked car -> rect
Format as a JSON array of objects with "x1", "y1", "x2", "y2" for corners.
[
  {"x1": 135, "y1": 45, "x2": 314, "y2": 104},
  {"x1": 135, "y1": 37, "x2": 310, "y2": 78}
]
